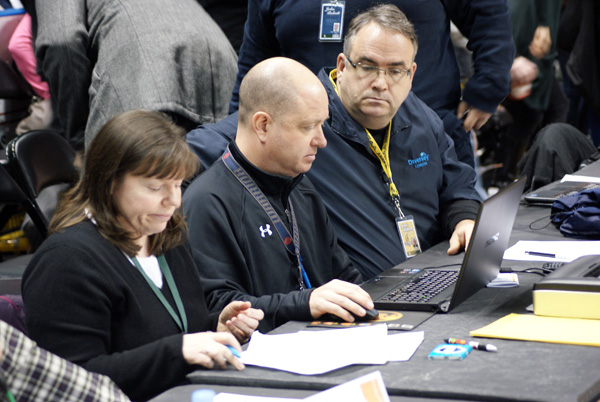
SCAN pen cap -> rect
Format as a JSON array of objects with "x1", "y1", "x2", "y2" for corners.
[{"x1": 191, "y1": 389, "x2": 216, "y2": 402}]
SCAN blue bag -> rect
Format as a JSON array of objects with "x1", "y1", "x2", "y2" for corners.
[{"x1": 551, "y1": 187, "x2": 600, "y2": 238}]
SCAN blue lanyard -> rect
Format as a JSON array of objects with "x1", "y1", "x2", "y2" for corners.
[
  {"x1": 131, "y1": 254, "x2": 188, "y2": 333},
  {"x1": 222, "y1": 147, "x2": 312, "y2": 289}
]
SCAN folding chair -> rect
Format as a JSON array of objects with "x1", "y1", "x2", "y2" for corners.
[{"x1": 5, "y1": 130, "x2": 79, "y2": 239}]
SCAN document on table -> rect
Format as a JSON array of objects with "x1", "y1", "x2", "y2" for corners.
[
  {"x1": 503, "y1": 240, "x2": 600, "y2": 262},
  {"x1": 470, "y1": 313, "x2": 600, "y2": 347},
  {"x1": 240, "y1": 325, "x2": 424, "y2": 375}
]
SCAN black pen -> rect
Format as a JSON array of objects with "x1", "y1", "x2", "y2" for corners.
[{"x1": 525, "y1": 251, "x2": 556, "y2": 258}]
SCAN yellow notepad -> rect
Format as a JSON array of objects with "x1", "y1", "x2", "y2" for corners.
[{"x1": 470, "y1": 313, "x2": 600, "y2": 347}]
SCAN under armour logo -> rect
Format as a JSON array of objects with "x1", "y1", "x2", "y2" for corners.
[{"x1": 259, "y1": 224, "x2": 273, "y2": 238}]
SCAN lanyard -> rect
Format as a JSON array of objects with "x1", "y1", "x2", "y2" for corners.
[
  {"x1": 222, "y1": 147, "x2": 312, "y2": 290},
  {"x1": 329, "y1": 69, "x2": 405, "y2": 218},
  {"x1": 131, "y1": 255, "x2": 188, "y2": 333},
  {"x1": 365, "y1": 125, "x2": 405, "y2": 218}
]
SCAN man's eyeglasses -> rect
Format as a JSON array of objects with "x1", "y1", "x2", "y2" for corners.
[{"x1": 345, "y1": 55, "x2": 411, "y2": 83}]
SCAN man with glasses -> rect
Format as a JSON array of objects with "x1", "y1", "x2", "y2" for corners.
[
  {"x1": 309, "y1": 4, "x2": 480, "y2": 279},
  {"x1": 186, "y1": 5, "x2": 480, "y2": 280}
]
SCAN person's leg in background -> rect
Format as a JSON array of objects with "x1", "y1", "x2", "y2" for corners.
[
  {"x1": 542, "y1": 74, "x2": 569, "y2": 126},
  {"x1": 7, "y1": 12, "x2": 54, "y2": 135},
  {"x1": 497, "y1": 99, "x2": 543, "y2": 183}
]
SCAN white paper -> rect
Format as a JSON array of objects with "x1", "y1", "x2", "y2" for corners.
[
  {"x1": 240, "y1": 325, "x2": 423, "y2": 375},
  {"x1": 382, "y1": 331, "x2": 424, "y2": 361},
  {"x1": 561, "y1": 174, "x2": 600, "y2": 184},
  {"x1": 503, "y1": 240, "x2": 600, "y2": 262}
]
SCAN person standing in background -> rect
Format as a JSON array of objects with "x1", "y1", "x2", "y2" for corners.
[
  {"x1": 32, "y1": 0, "x2": 238, "y2": 151},
  {"x1": 495, "y1": 0, "x2": 566, "y2": 183},
  {"x1": 8, "y1": 12, "x2": 53, "y2": 135}
]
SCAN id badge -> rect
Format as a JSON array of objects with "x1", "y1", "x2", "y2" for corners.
[
  {"x1": 319, "y1": 1, "x2": 345, "y2": 42},
  {"x1": 396, "y1": 215, "x2": 422, "y2": 259}
]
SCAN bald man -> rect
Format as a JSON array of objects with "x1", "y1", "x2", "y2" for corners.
[{"x1": 183, "y1": 57, "x2": 373, "y2": 332}]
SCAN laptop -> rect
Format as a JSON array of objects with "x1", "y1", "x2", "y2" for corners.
[
  {"x1": 523, "y1": 180, "x2": 600, "y2": 206},
  {"x1": 361, "y1": 177, "x2": 526, "y2": 313}
]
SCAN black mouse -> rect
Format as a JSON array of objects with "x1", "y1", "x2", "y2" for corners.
[
  {"x1": 354, "y1": 308, "x2": 380, "y2": 322},
  {"x1": 321, "y1": 308, "x2": 379, "y2": 322}
]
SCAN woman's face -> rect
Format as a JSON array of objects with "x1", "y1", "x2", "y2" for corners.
[{"x1": 111, "y1": 173, "x2": 183, "y2": 244}]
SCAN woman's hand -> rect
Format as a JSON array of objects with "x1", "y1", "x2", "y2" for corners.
[
  {"x1": 182, "y1": 331, "x2": 244, "y2": 370},
  {"x1": 217, "y1": 301, "x2": 264, "y2": 343}
]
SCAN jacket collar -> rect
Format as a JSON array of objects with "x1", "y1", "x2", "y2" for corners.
[
  {"x1": 228, "y1": 140, "x2": 303, "y2": 204},
  {"x1": 318, "y1": 67, "x2": 411, "y2": 148}
]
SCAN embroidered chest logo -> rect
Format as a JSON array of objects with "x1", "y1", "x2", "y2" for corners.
[
  {"x1": 407, "y1": 152, "x2": 429, "y2": 169},
  {"x1": 259, "y1": 224, "x2": 273, "y2": 238}
]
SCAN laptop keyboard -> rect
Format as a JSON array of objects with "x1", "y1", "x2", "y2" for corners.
[{"x1": 379, "y1": 270, "x2": 459, "y2": 303}]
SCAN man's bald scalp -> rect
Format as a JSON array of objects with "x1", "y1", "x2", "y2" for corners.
[{"x1": 238, "y1": 57, "x2": 313, "y2": 126}]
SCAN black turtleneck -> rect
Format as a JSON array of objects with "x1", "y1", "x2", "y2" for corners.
[
  {"x1": 182, "y1": 138, "x2": 363, "y2": 332},
  {"x1": 229, "y1": 141, "x2": 304, "y2": 232}
]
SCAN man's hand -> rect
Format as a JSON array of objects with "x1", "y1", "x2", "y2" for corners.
[
  {"x1": 529, "y1": 26, "x2": 551, "y2": 59},
  {"x1": 456, "y1": 101, "x2": 492, "y2": 132},
  {"x1": 309, "y1": 279, "x2": 374, "y2": 322},
  {"x1": 447, "y1": 219, "x2": 475, "y2": 255},
  {"x1": 217, "y1": 301, "x2": 264, "y2": 343}
]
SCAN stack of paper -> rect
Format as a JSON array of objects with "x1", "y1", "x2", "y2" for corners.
[{"x1": 240, "y1": 325, "x2": 423, "y2": 375}]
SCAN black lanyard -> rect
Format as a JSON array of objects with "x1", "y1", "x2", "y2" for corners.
[
  {"x1": 131, "y1": 254, "x2": 188, "y2": 333},
  {"x1": 222, "y1": 147, "x2": 312, "y2": 289}
]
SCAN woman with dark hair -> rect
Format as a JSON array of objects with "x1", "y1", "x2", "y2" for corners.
[{"x1": 22, "y1": 110, "x2": 263, "y2": 401}]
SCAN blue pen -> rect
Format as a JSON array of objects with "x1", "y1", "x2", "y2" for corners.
[{"x1": 226, "y1": 345, "x2": 241, "y2": 358}]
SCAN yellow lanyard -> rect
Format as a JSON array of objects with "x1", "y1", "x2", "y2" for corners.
[{"x1": 329, "y1": 69, "x2": 405, "y2": 218}]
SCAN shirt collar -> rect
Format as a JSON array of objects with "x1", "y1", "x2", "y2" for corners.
[{"x1": 228, "y1": 140, "x2": 304, "y2": 204}]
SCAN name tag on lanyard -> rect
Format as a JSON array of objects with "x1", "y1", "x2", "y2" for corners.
[
  {"x1": 319, "y1": 1, "x2": 345, "y2": 42},
  {"x1": 364, "y1": 124, "x2": 422, "y2": 260},
  {"x1": 396, "y1": 215, "x2": 421, "y2": 259}
]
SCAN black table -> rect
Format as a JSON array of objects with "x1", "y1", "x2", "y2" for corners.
[
  {"x1": 150, "y1": 384, "x2": 475, "y2": 401},
  {"x1": 181, "y1": 201, "x2": 600, "y2": 402}
]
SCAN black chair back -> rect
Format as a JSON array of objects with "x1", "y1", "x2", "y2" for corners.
[
  {"x1": 5, "y1": 131, "x2": 79, "y2": 238},
  {"x1": 6, "y1": 130, "x2": 78, "y2": 199}
]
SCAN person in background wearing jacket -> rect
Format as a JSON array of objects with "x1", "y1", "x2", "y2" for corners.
[{"x1": 227, "y1": 0, "x2": 514, "y2": 167}]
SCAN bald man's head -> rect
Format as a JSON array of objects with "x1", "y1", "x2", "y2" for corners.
[
  {"x1": 238, "y1": 57, "x2": 323, "y2": 127},
  {"x1": 235, "y1": 57, "x2": 329, "y2": 177}
]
